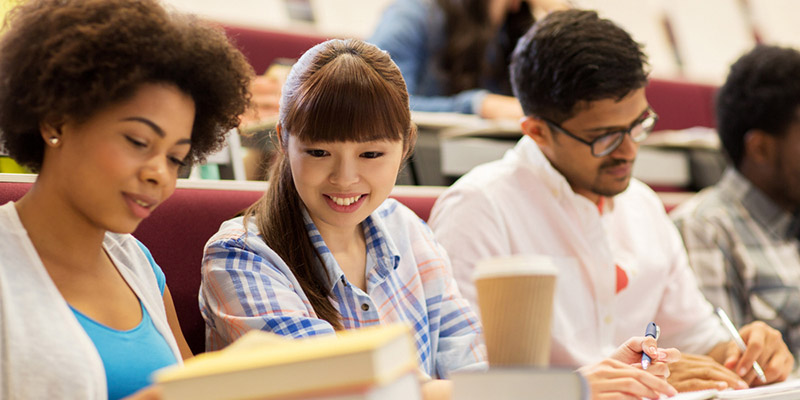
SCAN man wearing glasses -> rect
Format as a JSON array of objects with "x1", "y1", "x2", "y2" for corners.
[{"x1": 429, "y1": 9, "x2": 793, "y2": 394}]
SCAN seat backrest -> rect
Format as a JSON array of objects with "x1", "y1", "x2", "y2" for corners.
[
  {"x1": 133, "y1": 187, "x2": 263, "y2": 354},
  {"x1": 222, "y1": 25, "x2": 328, "y2": 74},
  {"x1": 648, "y1": 78, "x2": 718, "y2": 130},
  {"x1": 0, "y1": 181, "x2": 30, "y2": 203}
]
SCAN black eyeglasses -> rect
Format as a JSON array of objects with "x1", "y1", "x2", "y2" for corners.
[{"x1": 540, "y1": 108, "x2": 659, "y2": 157}]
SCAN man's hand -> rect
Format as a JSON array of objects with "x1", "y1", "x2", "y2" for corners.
[
  {"x1": 577, "y1": 336, "x2": 681, "y2": 399},
  {"x1": 721, "y1": 321, "x2": 794, "y2": 386},
  {"x1": 609, "y1": 335, "x2": 681, "y2": 375},
  {"x1": 579, "y1": 358, "x2": 678, "y2": 399},
  {"x1": 668, "y1": 353, "x2": 748, "y2": 392}
]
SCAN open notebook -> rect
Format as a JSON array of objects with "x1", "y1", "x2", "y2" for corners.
[{"x1": 669, "y1": 379, "x2": 800, "y2": 400}]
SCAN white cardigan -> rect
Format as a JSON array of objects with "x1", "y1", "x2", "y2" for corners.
[{"x1": 0, "y1": 202, "x2": 182, "y2": 399}]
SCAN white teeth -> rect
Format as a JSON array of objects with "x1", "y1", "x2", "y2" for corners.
[
  {"x1": 330, "y1": 195, "x2": 361, "y2": 206},
  {"x1": 133, "y1": 199, "x2": 150, "y2": 208}
]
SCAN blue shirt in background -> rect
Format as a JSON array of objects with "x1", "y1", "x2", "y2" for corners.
[{"x1": 369, "y1": 0, "x2": 506, "y2": 114}]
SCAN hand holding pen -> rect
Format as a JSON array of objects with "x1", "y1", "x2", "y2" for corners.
[
  {"x1": 641, "y1": 322, "x2": 660, "y2": 370},
  {"x1": 583, "y1": 335, "x2": 680, "y2": 399},
  {"x1": 715, "y1": 308, "x2": 766, "y2": 384},
  {"x1": 715, "y1": 307, "x2": 794, "y2": 386},
  {"x1": 610, "y1": 325, "x2": 680, "y2": 372}
]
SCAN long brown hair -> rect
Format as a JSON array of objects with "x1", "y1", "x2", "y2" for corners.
[
  {"x1": 244, "y1": 39, "x2": 416, "y2": 329},
  {"x1": 436, "y1": 0, "x2": 535, "y2": 95}
]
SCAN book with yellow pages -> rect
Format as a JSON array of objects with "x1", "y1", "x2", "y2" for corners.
[{"x1": 154, "y1": 324, "x2": 421, "y2": 400}]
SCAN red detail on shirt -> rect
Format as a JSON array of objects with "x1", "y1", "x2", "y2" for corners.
[
  {"x1": 616, "y1": 264, "x2": 628, "y2": 293},
  {"x1": 597, "y1": 197, "x2": 606, "y2": 215}
]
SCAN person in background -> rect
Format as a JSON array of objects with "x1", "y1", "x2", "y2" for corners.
[
  {"x1": 0, "y1": 0, "x2": 251, "y2": 398},
  {"x1": 672, "y1": 45, "x2": 800, "y2": 362},
  {"x1": 200, "y1": 37, "x2": 680, "y2": 400},
  {"x1": 369, "y1": 0, "x2": 567, "y2": 119},
  {"x1": 429, "y1": 9, "x2": 794, "y2": 392}
]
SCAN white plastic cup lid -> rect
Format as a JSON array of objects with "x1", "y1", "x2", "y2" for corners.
[{"x1": 473, "y1": 254, "x2": 558, "y2": 280}]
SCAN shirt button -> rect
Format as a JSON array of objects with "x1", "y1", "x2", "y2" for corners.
[
  {"x1": 604, "y1": 315, "x2": 613, "y2": 324},
  {"x1": 361, "y1": 303, "x2": 370, "y2": 311}
]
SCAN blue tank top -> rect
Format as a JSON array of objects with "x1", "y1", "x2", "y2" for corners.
[{"x1": 70, "y1": 241, "x2": 178, "y2": 400}]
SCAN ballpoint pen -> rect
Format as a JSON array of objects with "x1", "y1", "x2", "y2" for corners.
[
  {"x1": 715, "y1": 307, "x2": 767, "y2": 383},
  {"x1": 641, "y1": 322, "x2": 659, "y2": 370}
]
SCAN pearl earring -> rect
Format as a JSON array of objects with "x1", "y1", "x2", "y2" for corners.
[{"x1": 48, "y1": 137, "x2": 59, "y2": 145}]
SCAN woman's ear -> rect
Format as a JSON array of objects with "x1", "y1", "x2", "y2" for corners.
[{"x1": 39, "y1": 120, "x2": 63, "y2": 147}]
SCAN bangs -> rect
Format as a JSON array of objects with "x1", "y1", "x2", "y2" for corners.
[{"x1": 282, "y1": 52, "x2": 409, "y2": 143}]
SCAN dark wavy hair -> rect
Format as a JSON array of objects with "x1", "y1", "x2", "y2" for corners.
[
  {"x1": 510, "y1": 9, "x2": 648, "y2": 122},
  {"x1": 716, "y1": 45, "x2": 800, "y2": 169},
  {"x1": 244, "y1": 39, "x2": 416, "y2": 330},
  {"x1": 0, "y1": 0, "x2": 253, "y2": 172},
  {"x1": 436, "y1": 0, "x2": 534, "y2": 96}
]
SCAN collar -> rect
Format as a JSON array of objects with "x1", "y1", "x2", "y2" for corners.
[
  {"x1": 513, "y1": 136, "x2": 614, "y2": 213},
  {"x1": 717, "y1": 167, "x2": 800, "y2": 240},
  {"x1": 301, "y1": 205, "x2": 401, "y2": 291}
]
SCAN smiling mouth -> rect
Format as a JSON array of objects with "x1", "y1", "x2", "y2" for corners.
[
  {"x1": 132, "y1": 198, "x2": 152, "y2": 208},
  {"x1": 326, "y1": 194, "x2": 363, "y2": 206}
]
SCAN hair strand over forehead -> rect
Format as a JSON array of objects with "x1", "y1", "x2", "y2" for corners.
[{"x1": 279, "y1": 39, "x2": 414, "y2": 149}]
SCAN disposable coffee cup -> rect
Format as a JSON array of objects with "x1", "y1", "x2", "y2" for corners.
[{"x1": 474, "y1": 254, "x2": 558, "y2": 367}]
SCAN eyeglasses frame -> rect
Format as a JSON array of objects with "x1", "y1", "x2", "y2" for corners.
[{"x1": 538, "y1": 108, "x2": 659, "y2": 157}]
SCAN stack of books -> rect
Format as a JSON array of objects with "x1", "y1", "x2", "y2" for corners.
[{"x1": 153, "y1": 324, "x2": 421, "y2": 400}]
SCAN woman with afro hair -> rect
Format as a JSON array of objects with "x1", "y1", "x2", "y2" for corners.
[{"x1": 0, "y1": 0, "x2": 252, "y2": 398}]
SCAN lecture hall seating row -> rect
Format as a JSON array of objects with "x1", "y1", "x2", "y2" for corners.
[{"x1": 221, "y1": 24, "x2": 719, "y2": 131}]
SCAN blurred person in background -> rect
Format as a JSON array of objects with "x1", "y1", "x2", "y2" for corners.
[
  {"x1": 673, "y1": 44, "x2": 800, "y2": 363},
  {"x1": 368, "y1": 0, "x2": 568, "y2": 120}
]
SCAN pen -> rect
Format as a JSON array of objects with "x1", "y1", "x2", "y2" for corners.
[
  {"x1": 641, "y1": 322, "x2": 659, "y2": 370},
  {"x1": 715, "y1": 307, "x2": 767, "y2": 383}
]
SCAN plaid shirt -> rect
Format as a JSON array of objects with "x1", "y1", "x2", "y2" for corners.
[
  {"x1": 200, "y1": 198, "x2": 487, "y2": 378},
  {"x1": 672, "y1": 168, "x2": 800, "y2": 358}
]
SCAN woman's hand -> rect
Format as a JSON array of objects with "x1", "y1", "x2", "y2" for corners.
[
  {"x1": 478, "y1": 94, "x2": 524, "y2": 121},
  {"x1": 421, "y1": 379, "x2": 453, "y2": 400}
]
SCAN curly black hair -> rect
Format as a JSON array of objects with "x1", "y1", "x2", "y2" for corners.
[
  {"x1": 716, "y1": 45, "x2": 800, "y2": 169},
  {"x1": 510, "y1": 9, "x2": 648, "y2": 123},
  {"x1": 0, "y1": 0, "x2": 253, "y2": 171}
]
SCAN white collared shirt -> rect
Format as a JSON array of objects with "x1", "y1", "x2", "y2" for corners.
[{"x1": 429, "y1": 136, "x2": 727, "y2": 367}]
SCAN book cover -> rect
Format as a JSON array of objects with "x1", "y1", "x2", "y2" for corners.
[{"x1": 154, "y1": 324, "x2": 420, "y2": 400}]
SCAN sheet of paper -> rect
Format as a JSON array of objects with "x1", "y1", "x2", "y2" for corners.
[
  {"x1": 715, "y1": 379, "x2": 800, "y2": 399},
  {"x1": 666, "y1": 389, "x2": 719, "y2": 400}
]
